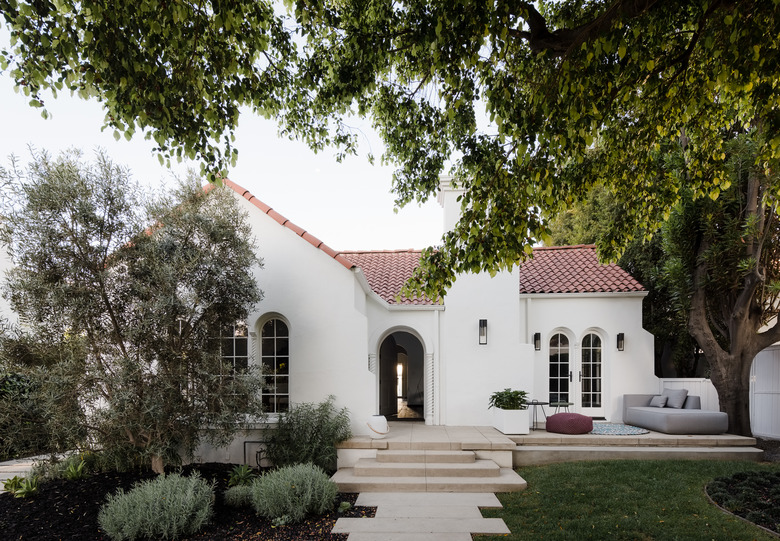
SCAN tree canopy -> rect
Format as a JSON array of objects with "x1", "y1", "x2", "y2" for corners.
[
  {"x1": 1, "y1": 1, "x2": 779, "y2": 299},
  {"x1": 0, "y1": 151, "x2": 264, "y2": 471}
]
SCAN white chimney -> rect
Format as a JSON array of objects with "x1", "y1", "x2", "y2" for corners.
[{"x1": 437, "y1": 176, "x2": 465, "y2": 234}]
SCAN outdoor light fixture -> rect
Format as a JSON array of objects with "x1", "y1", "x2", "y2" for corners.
[
  {"x1": 479, "y1": 319, "x2": 488, "y2": 345},
  {"x1": 534, "y1": 333, "x2": 541, "y2": 350},
  {"x1": 617, "y1": 333, "x2": 625, "y2": 351}
]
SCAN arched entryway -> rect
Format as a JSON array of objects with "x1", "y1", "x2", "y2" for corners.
[{"x1": 379, "y1": 331, "x2": 424, "y2": 420}]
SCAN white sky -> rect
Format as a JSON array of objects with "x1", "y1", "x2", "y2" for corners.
[{"x1": 0, "y1": 66, "x2": 444, "y2": 251}]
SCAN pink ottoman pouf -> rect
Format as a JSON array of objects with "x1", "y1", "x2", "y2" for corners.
[{"x1": 546, "y1": 412, "x2": 593, "y2": 434}]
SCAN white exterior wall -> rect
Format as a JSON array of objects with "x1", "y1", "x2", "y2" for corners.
[
  {"x1": 524, "y1": 293, "x2": 657, "y2": 421},
  {"x1": 232, "y1": 192, "x2": 376, "y2": 436},
  {"x1": 439, "y1": 269, "x2": 534, "y2": 426}
]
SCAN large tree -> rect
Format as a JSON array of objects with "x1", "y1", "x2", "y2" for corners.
[
  {"x1": 2, "y1": 1, "x2": 779, "y2": 434},
  {"x1": 0, "y1": 151, "x2": 264, "y2": 472}
]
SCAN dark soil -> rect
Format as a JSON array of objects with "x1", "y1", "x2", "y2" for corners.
[{"x1": 0, "y1": 463, "x2": 374, "y2": 541}]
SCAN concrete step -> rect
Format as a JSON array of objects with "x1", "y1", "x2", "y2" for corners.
[
  {"x1": 332, "y1": 517, "x2": 510, "y2": 536},
  {"x1": 331, "y1": 467, "x2": 527, "y2": 493},
  {"x1": 376, "y1": 450, "x2": 476, "y2": 463},
  {"x1": 514, "y1": 445, "x2": 765, "y2": 465},
  {"x1": 354, "y1": 458, "x2": 499, "y2": 478}
]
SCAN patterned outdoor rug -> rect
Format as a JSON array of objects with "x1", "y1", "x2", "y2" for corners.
[{"x1": 590, "y1": 423, "x2": 650, "y2": 435}]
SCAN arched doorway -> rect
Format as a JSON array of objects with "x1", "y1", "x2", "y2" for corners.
[{"x1": 379, "y1": 331, "x2": 424, "y2": 420}]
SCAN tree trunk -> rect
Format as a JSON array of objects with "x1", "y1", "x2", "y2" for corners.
[
  {"x1": 706, "y1": 349, "x2": 754, "y2": 437},
  {"x1": 151, "y1": 455, "x2": 165, "y2": 475}
]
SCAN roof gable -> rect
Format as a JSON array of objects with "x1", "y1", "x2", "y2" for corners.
[
  {"x1": 518, "y1": 245, "x2": 644, "y2": 294},
  {"x1": 221, "y1": 179, "x2": 354, "y2": 271}
]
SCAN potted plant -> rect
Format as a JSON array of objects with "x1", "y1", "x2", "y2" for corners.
[{"x1": 489, "y1": 388, "x2": 530, "y2": 434}]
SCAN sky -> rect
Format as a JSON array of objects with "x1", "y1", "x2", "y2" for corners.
[{"x1": 0, "y1": 66, "x2": 444, "y2": 252}]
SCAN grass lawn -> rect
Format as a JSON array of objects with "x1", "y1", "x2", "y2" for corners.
[{"x1": 479, "y1": 460, "x2": 780, "y2": 540}]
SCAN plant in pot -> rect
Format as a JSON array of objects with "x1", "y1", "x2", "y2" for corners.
[{"x1": 488, "y1": 388, "x2": 530, "y2": 435}]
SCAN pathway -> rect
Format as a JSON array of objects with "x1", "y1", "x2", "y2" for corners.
[{"x1": 332, "y1": 492, "x2": 510, "y2": 540}]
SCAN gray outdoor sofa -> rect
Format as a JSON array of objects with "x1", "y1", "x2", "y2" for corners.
[{"x1": 623, "y1": 390, "x2": 728, "y2": 435}]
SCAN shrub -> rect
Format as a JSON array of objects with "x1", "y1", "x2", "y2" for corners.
[
  {"x1": 266, "y1": 395, "x2": 351, "y2": 474},
  {"x1": 98, "y1": 472, "x2": 214, "y2": 541},
  {"x1": 223, "y1": 484, "x2": 253, "y2": 508},
  {"x1": 227, "y1": 464, "x2": 256, "y2": 487},
  {"x1": 250, "y1": 463, "x2": 338, "y2": 524},
  {"x1": 13, "y1": 476, "x2": 39, "y2": 498}
]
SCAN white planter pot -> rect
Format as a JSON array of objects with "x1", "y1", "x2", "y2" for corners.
[{"x1": 491, "y1": 408, "x2": 530, "y2": 435}]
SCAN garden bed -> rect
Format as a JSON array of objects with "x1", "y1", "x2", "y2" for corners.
[{"x1": 0, "y1": 463, "x2": 373, "y2": 540}]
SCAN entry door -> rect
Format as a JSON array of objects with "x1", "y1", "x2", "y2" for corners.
[{"x1": 549, "y1": 333, "x2": 605, "y2": 417}]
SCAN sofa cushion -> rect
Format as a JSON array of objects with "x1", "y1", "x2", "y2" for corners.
[
  {"x1": 662, "y1": 388, "x2": 688, "y2": 409},
  {"x1": 624, "y1": 406, "x2": 728, "y2": 434},
  {"x1": 648, "y1": 395, "x2": 667, "y2": 408}
]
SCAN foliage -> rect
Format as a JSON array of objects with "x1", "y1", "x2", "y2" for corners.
[
  {"x1": 223, "y1": 484, "x2": 253, "y2": 508},
  {"x1": 488, "y1": 388, "x2": 528, "y2": 410},
  {"x1": 707, "y1": 470, "x2": 780, "y2": 535},
  {"x1": 98, "y1": 472, "x2": 214, "y2": 541},
  {"x1": 478, "y1": 460, "x2": 780, "y2": 541},
  {"x1": 0, "y1": 0, "x2": 296, "y2": 181},
  {"x1": 62, "y1": 459, "x2": 87, "y2": 481},
  {"x1": 265, "y1": 396, "x2": 351, "y2": 474},
  {"x1": 9, "y1": 475, "x2": 39, "y2": 498},
  {"x1": 227, "y1": 464, "x2": 257, "y2": 487},
  {"x1": 2, "y1": 474, "x2": 22, "y2": 493},
  {"x1": 3, "y1": 3, "x2": 779, "y2": 297},
  {"x1": 0, "y1": 150, "x2": 265, "y2": 472},
  {"x1": 249, "y1": 463, "x2": 338, "y2": 525}
]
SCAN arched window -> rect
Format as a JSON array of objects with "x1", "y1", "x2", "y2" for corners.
[
  {"x1": 261, "y1": 318, "x2": 289, "y2": 413},
  {"x1": 581, "y1": 333, "x2": 602, "y2": 408},
  {"x1": 549, "y1": 333, "x2": 569, "y2": 403}
]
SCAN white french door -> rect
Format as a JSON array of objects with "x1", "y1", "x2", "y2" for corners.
[{"x1": 549, "y1": 333, "x2": 605, "y2": 418}]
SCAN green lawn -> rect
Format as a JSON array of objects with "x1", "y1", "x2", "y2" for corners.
[{"x1": 480, "y1": 460, "x2": 780, "y2": 540}]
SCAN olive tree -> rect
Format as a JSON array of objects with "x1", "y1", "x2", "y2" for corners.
[{"x1": 0, "y1": 151, "x2": 264, "y2": 472}]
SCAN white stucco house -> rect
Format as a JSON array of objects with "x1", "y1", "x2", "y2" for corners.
[
  {"x1": 0, "y1": 177, "x2": 661, "y2": 447},
  {"x1": 217, "y1": 178, "x2": 658, "y2": 436}
]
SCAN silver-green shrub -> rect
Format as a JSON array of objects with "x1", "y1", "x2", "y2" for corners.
[
  {"x1": 223, "y1": 484, "x2": 253, "y2": 508},
  {"x1": 98, "y1": 472, "x2": 214, "y2": 541},
  {"x1": 250, "y1": 463, "x2": 338, "y2": 524}
]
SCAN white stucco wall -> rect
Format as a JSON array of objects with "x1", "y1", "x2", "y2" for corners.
[
  {"x1": 523, "y1": 293, "x2": 657, "y2": 421},
  {"x1": 439, "y1": 269, "x2": 535, "y2": 426},
  {"x1": 0, "y1": 242, "x2": 16, "y2": 324},
  {"x1": 231, "y1": 191, "x2": 377, "y2": 436}
]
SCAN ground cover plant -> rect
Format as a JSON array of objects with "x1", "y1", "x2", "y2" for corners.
[
  {"x1": 0, "y1": 462, "x2": 372, "y2": 540},
  {"x1": 706, "y1": 469, "x2": 780, "y2": 535},
  {"x1": 479, "y1": 459, "x2": 780, "y2": 541}
]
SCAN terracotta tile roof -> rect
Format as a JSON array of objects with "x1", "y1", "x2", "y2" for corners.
[
  {"x1": 220, "y1": 179, "x2": 354, "y2": 271},
  {"x1": 519, "y1": 245, "x2": 645, "y2": 294},
  {"x1": 339, "y1": 250, "x2": 438, "y2": 305}
]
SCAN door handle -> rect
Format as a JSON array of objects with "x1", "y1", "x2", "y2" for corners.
[
  {"x1": 579, "y1": 371, "x2": 582, "y2": 382},
  {"x1": 569, "y1": 371, "x2": 572, "y2": 382}
]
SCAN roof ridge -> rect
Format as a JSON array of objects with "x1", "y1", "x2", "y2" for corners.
[
  {"x1": 338, "y1": 249, "x2": 424, "y2": 255},
  {"x1": 534, "y1": 244, "x2": 596, "y2": 251},
  {"x1": 219, "y1": 178, "x2": 355, "y2": 271}
]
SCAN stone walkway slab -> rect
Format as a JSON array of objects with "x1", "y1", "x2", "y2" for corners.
[{"x1": 332, "y1": 492, "x2": 510, "y2": 538}]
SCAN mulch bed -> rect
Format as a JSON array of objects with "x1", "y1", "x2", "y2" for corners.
[{"x1": 0, "y1": 463, "x2": 374, "y2": 541}]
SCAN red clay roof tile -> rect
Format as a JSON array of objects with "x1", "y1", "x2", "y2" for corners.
[
  {"x1": 518, "y1": 245, "x2": 644, "y2": 294},
  {"x1": 339, "y1": 250, "x2": 439, "y2": 305}
]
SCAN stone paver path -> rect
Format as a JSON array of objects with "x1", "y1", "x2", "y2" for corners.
[{"x1": 332, "y1": 492, "x2": 510, "y2": 540}]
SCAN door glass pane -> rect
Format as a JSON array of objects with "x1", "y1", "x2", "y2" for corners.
[
  {"x1": 549, "y1": 333, "x2": 569, "y2": 403},
  {"x1": 581, "y1": 333, "x2": 602, "y2": 408}
]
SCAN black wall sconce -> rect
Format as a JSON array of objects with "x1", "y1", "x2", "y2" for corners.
[
  {"x1": 479, "y1": 319, "x2": 488, "y2": 345},
  {"x1": 534, "y1": 332, "x2": 541, "y2": 350},
  {"x1": 617, "y1": 333, "x2": 625, "y2": 351}
]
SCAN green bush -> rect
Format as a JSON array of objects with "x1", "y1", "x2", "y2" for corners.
[
  {"x1": 266, "y1": 395, "x2": 351, "y2": 473},
  {"x1": 250, "y1": 463, "x2": 338, "y2": 524},
  {"x1": 98, "y1": 472, "x2": 214, "y2": 541},
  {"x1": 223, "y1": 484, "x2": 253, "y2": 508},
  {"x1": 227, "y1": 464, "x2": 256, "y2": 487}
]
